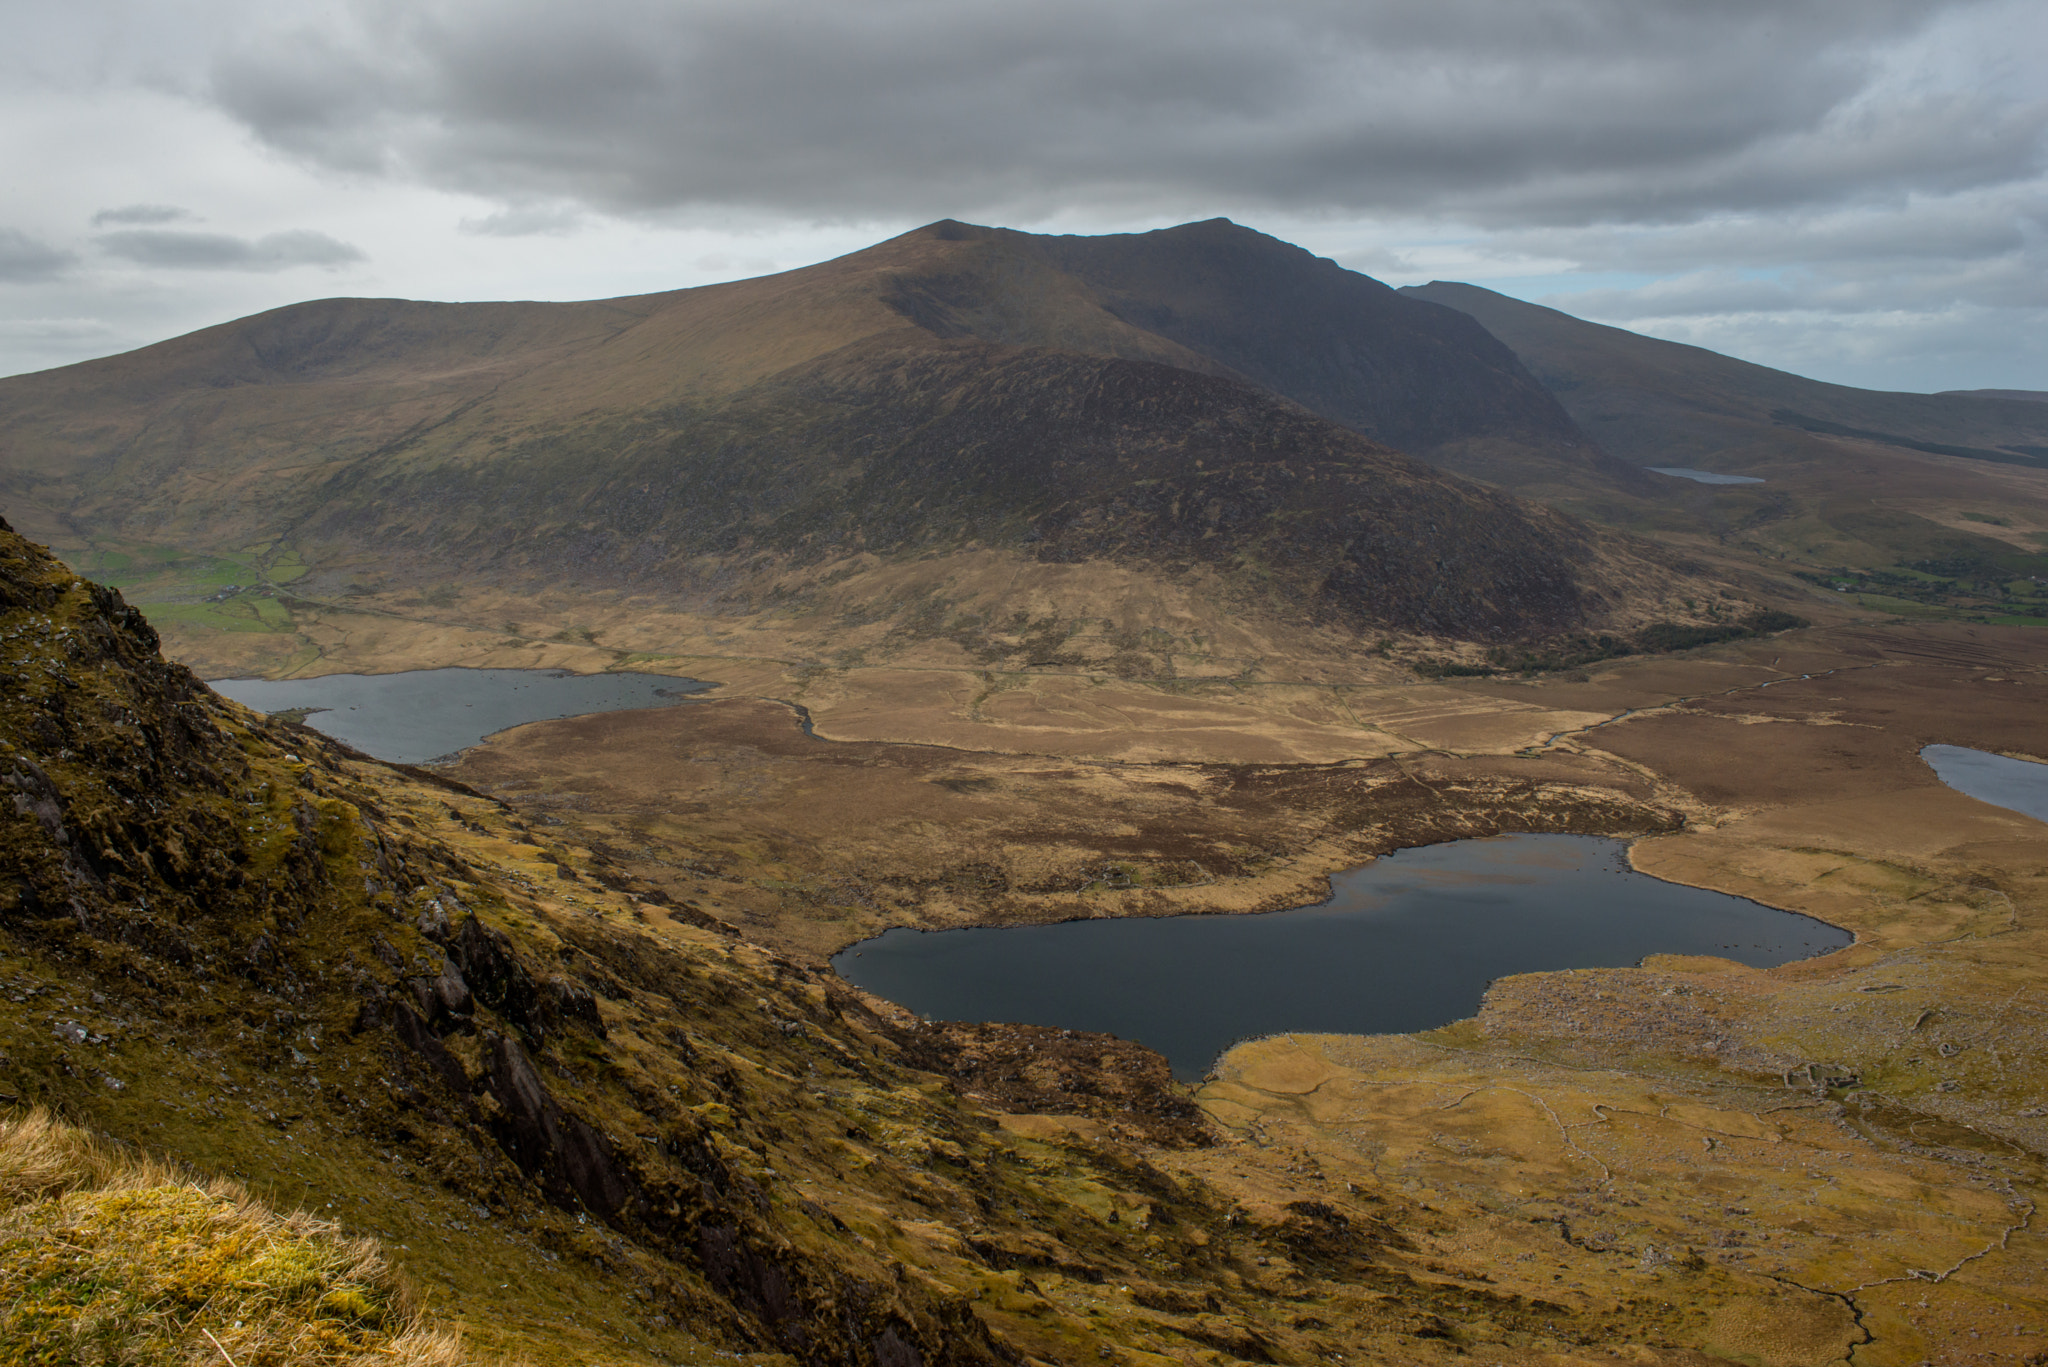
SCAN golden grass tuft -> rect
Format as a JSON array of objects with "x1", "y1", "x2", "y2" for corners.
[{"x1": 0, "y1": 1109, "x2": 479, "y2": 1367}]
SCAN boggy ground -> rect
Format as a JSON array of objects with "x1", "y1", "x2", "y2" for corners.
[
  {"x1": 1204, "y1": 624, "x2": 2048, "y2": 1367},
  {"x1": 441, "y1": 694, "x2": 1678, "y2": 961},
  {"x1": 432, "y1": 619, "x2": 2048, "y2": 1364}
]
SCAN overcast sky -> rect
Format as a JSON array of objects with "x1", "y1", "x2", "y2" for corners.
[{"x1": 3, "y1": 0, "x2": 2043, "y2": 391}]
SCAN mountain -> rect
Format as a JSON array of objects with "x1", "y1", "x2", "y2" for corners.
[
  {"x1": 891, "y1": 220, "x2": 1645, "y2": 494},
  {"x1": 0, "y1": 221, "x2": 1741, "y2": 669}
]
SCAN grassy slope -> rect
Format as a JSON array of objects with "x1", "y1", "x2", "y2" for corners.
[{"x1": 0, "y1": 1109, "x2": 469, "y2": 1366}]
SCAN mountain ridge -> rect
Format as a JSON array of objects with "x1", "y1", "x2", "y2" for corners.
[{"x1": 1401, "y1": 280, "x2": 2048, "y2": 473}]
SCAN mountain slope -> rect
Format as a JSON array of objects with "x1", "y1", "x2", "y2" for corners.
[
  {"x1": 1401, "y1": 281, "x2": 2048, "y2": 474},
  {"x1": 1402, "y1": 281, "x2": 2048, "y2": 616},
  {"x1": 295, "y1": 341, "x2": 1666, "y2": 644},
  {"x1": 888, "y1": 220, "x2": 1645, "y2": 494},
  {"x1": 0, "y1": 223, "x2": 1744, "y2": 665},
  {"x1": 1940, "y1": 388, "x2": 2048, "y2": 403}
]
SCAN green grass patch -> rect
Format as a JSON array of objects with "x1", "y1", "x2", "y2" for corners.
[
  {"x1": 60, "y1": 537, "x2": 315, "y2": 605},
  {"x1": 265, "y1": 549, "x2": 310, "y2": 584},
  {"x1": 142, "y1": 596, "x2": 297, "y2": 634}
]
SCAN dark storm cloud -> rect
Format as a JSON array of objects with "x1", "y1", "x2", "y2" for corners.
[
  {"x1": 95, "y1": 228, "x2": 367, "y2": 271},
  {"x1": 208, "y1": 0, "x2": 2035, "y2": 226},
  {"x1": 89, "y1": 204, "x2": 196, "y2": 227},
  {"x1": 0, "y1": 230, "x2": 75, "y2": 284},
  {"x1": 1499, "y1": 181, "x2": 2048, "y2": 322}
]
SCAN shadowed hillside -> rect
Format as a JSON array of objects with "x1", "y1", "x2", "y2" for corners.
[
  {"x1": 886, "y1": 220, "x2": 1646, "y2": 495},
  {"x1": 294, "y1": 341, "x2": 1652, "y2": 644},
  {"x1": 1405, "y1": 281, "x2": 2048, "y2": 622}
]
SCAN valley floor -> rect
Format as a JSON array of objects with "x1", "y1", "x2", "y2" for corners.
[{"x1": 398, "y1": 619, "x2": 2048, "y2": 1364}]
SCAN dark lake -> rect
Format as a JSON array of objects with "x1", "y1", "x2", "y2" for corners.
[
  {"x1": 831, "y1": 833, "x2": 1851, "y2": 1080},
  {"x1": 1922, "y1": 744, "x2": 2048, "y2": 824},
  {"x1": 208, "y1": 667, "x2": 710, "y2": 764}
]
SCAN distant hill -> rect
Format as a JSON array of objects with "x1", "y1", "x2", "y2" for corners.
[
  {"x1": 1400, "y1": 283, "x2": 2048, "y2": 612},
  {"x1": 1939, "y1": 389, "x2": 2048, "y2": 404},
  {"x1": 1401, "y1": 282, "x2": 2048, "y2": 474},
  {"x1": 0, "y1": 221, "x2": 1738, "y2": 663}
]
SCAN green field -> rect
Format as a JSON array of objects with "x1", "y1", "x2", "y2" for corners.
[
  {"x1": 56, "y1": 539, "x2": 310, "y2": 634},
  {"x1": 141, "y1": 595, "x2": 298, "y2": 633}
]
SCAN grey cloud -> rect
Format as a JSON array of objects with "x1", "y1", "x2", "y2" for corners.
[
  {"x1": 0, "y1": 229, "x2": 75, "y2": 283},
  {"x1": 1610, "y1": 302, "x2": 2048, "y2": 394},
  {"x1": 458, "y1": 204, "x2": 584, "y2": 237},
  {"x1": 1500, "y1": 192, "x2": 2044, "y2": 275},
  {"x1": 1511, "y1": 179, "x2": 2048, "y2": 329},
  {"x1": 94, "y1": 228, "x2": 367, "y2": 272},
  {"x1": 207, "y1": 0, "x2": 2028, "y2": 226},
  {"x1": 90, "y1": 204, "x2": 196, "y2": 227}
]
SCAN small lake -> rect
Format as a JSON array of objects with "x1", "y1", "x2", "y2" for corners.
[
  {"x1": 209, "y1": 668, "x2": 710, "y2": 764},
  {"x1": 832, "y1": 834, "x2": 1850, "y2": 1080},
  {"x1": 1922, "y1": 744, "x2": 2048, "y2": 823},
  {"x1": 1648, "y1": 466, "x2": 1766, "y2": 485}
]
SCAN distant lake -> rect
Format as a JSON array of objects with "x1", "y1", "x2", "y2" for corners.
[
  {"x1": 209, "y1": 668, "x2": 710, "y2": 763},
  {"x1": 832, "y1": 833, "x2": 1850, "y2": 1079},
  {"x1": 1648, "y1": 467, "x2": 1766, "y2": 485},
  {"x1": 1922, "y1": 744, "x2": 2048, "y2": 824}
]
